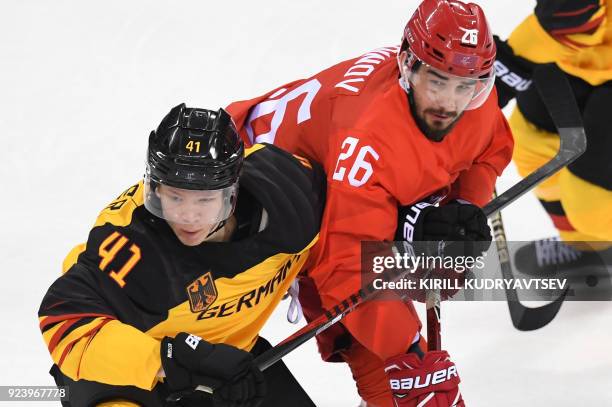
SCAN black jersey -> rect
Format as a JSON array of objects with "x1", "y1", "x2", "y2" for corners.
[{"x1": 38, "y1": 143, "x2": 324, "y2": 390}]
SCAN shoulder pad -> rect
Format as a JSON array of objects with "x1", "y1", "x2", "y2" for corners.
[{"x1": 94, "y1": 182, "x2": 144, "y2": 228}]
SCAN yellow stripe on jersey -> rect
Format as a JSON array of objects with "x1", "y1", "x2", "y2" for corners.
[
  {"x1": 74, "y1": 320, "x2": 161, "y2": 390},
  {"x1": 62, "y1": 243, "x2": 86, "y2": 274},
  {"x1": 40, "y1": 319, "x2": 68, "y2": 353},
  {"x1": 565, "y1": 5, "x2": 608, "y2": 47},
  {"x1": 511, "y1": 106, "x2": 612, "y2": 244},
  {"x1": 97, "y1": 401, "x2": 141, "y2": 407},
  {"x1": 244, "y1": 143, "x2": 265, "y2": 158},
  {"x1": 509, "y1": 107, "x2": 562, "y2": 201},
  {"x1": 45, "y1": 317, "x2": 161, "y2": 391},
  {"x1": 146, "y1": 237, "x2": 317, "y2": 352},
  {"x1": 560, "y1": 170, "x2": 612, "y2": 242},
  {"x1": 49, "y1": 237, "x2": 317, "y2": 389},
  {"x1": 508, "y1": 5, "x2": 612, "y2": 85},
  {"x1": 94, "y1": 183, "x2": 144, "y2": 228}
]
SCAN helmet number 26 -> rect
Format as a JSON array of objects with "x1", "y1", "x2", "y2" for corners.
[{"x1": 332, "y1": 136, "x2": 379, "y2": 187}]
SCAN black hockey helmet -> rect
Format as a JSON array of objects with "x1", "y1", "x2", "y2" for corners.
[
  {"x1": 146, "y1": 103, "x2": 244, "y2": 190},
  {"x1": 144, "y1": 104, "x2": 244, "y2": 226}
]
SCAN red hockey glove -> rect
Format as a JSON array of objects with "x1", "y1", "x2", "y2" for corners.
[{"x1": 384, "y1": 351, "x2": 464, "y2": 407}]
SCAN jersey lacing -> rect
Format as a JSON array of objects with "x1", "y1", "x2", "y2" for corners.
[{"x1": 285, "y1": 279, "x2": 304, "y2": 324}]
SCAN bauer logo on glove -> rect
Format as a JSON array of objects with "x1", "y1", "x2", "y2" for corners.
[{"x1": 389, "y1": 364, "x2": 458, "y2": 390}]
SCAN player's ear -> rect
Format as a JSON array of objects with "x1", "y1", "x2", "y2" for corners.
[
  {"x1": 155, "y1": 185, "x2": 162, "y2": 199},
  {"x1": 398, "y1": 51, "x2": 411, "y2": 77}
]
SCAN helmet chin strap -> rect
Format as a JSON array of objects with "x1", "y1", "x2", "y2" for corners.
[
  {"x1": 397, "y1": 74, "x2": 424, "y2": 133},
  {"x1": 399, "y1": 76, "x2": 410, "y2": 93},
  {"x1": 203, "y1": 185, "x2": 238, "y2": 241},
  {"x1": 205, "y1": 219, "x2": 227, "y2": 240}
]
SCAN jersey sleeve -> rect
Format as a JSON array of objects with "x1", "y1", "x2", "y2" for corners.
[
  {"x1": 534, "y1": 0, "x2": 606, "y2": 40},
  {"x1": 226, "y1": 79, "x2": 310, "y2": 148},
  {"x1": 39, "y1": 262, "x2": 161, "y2": 390},
  {"x1": 38, "y1": 185, "x2": 162, "y2": 390},
  {"x1": 446, "y1": 103, "x2": 515, "y2": 207},
  {"x1": 505, "y1": 3, "x2": 611, "y2": 85}
]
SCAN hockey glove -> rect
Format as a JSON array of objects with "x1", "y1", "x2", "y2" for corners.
[
  {"x1": 493, "y1": 35, "x2": 536, "y2": 108},
  {"x1": 385, "y1": 350, "x2": 464, "y2": 406},
  {"x1": 396, "y1": 200, "x2": 491, "y2": 254},
  {"x1": 161, "y1": 332, "x2": 266, "y2": 407}
]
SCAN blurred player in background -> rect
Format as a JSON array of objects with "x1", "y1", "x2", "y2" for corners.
[
  {"x1": 228, "y1": 0, "x2": 514, "y2": 405},
  {"x1": 38, "y1": 104, "x2": 324, "y2": 407},
  {"x1": 494, "y1": 0, "x2": 612, "y2": 276}
]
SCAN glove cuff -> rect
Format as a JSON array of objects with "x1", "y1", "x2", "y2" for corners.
[
  {"x1": 396, "y1": 201, "x2": 434, "y2": 242},
  {"x1": 160, "y1": 337, "x2": 193, "y2": 391}
]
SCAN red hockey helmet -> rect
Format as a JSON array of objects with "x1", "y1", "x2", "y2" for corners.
[{"x1": 400, "y1": 0, "x2": 497, "y2": 110}]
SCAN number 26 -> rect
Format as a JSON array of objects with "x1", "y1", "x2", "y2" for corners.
[{"x1": 332, "y1": 136, "x2": 379, "y2": 187}]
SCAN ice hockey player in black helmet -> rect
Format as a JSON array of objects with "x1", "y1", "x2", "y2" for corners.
[
  {"x1": 144, "y1": 104, "x2": 245, "y2": 245},
  {"x1": 38, "y1": 103, "x2": 324, "y2": 407}
]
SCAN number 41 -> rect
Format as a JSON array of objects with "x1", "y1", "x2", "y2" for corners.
[
  {"x1": 186, "y1": 140, "x2": 201, "y2": 153},
  {"x1": 332, "y1": 136, "x2": 379, "y2": 187}
]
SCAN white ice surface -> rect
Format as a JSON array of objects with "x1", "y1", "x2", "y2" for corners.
[{"x1": 1, "y1": 1, "x2": 611, "y2": 405}]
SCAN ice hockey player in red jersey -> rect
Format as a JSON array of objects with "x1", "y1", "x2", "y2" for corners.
[
  {"x1": 38, "y1": 104, "x2": 324, "y2": 407},
  {"x1": 227, "y1": 1, "x2": 514, "y2": 405}
]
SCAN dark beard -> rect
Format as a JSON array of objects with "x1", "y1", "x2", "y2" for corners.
[{"x1": 408, "y1": 92, "x2": 463, "y2": 142}]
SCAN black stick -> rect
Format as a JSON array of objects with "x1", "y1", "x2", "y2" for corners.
[
  {"x1": 484, "y1": 64, "x2": 586, "y2": 215},
  {"x1": 491, "y1": 189, "x2": 569, "y2": 331},
  {"x1": 490, "y1": 63, "x2": 585, "y2": 331}
]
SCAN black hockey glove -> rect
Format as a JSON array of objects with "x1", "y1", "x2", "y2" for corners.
[
  {"x1": 493, "y1": 35, "x2": 536, "y2": 108},
  {"x1": 161, "y1": 332, "x2": 266, "y2": 407},
  {"x1": 395, "y1": 200, "x2": 492, "y2": 258}
]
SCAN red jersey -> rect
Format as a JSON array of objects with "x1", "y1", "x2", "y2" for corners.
[{"x1": 227, "y1": 46, "x2": 513, "y2": 360}]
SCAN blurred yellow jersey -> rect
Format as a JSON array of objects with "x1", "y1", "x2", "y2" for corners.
[{"x1": 508, "y1": 0, "x2": 612, "y2": 85}]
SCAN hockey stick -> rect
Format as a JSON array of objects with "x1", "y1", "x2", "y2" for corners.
[
  {"x1": 420, "y1": 63, "x2": 586, "y2": 350},
  {"x1": 482, "y1": 66, "x2": 586, "y2": 216},
  {"x1": 425, "y1": 284, "x2": 442, "y2": 351},
  {"x1": 186, "y1": 64, "x2": 586, "y2": 396},
  {"x1": 247, "y1": 187, "x2": 543, "y2": 374},
  {"x1": 488, "y1": 63, "x2": 586, "y2": 331},
  {"x1": 491, "y1": 188, "x2": 569, "y2": 331}
]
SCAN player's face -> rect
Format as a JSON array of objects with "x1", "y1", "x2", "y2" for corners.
[
  {"x1": 409, "y1": 66, "x2": 477, "y2": 140},
  {"x1": 157, "y1": 185, "x2": 224, "y2": 246}
]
